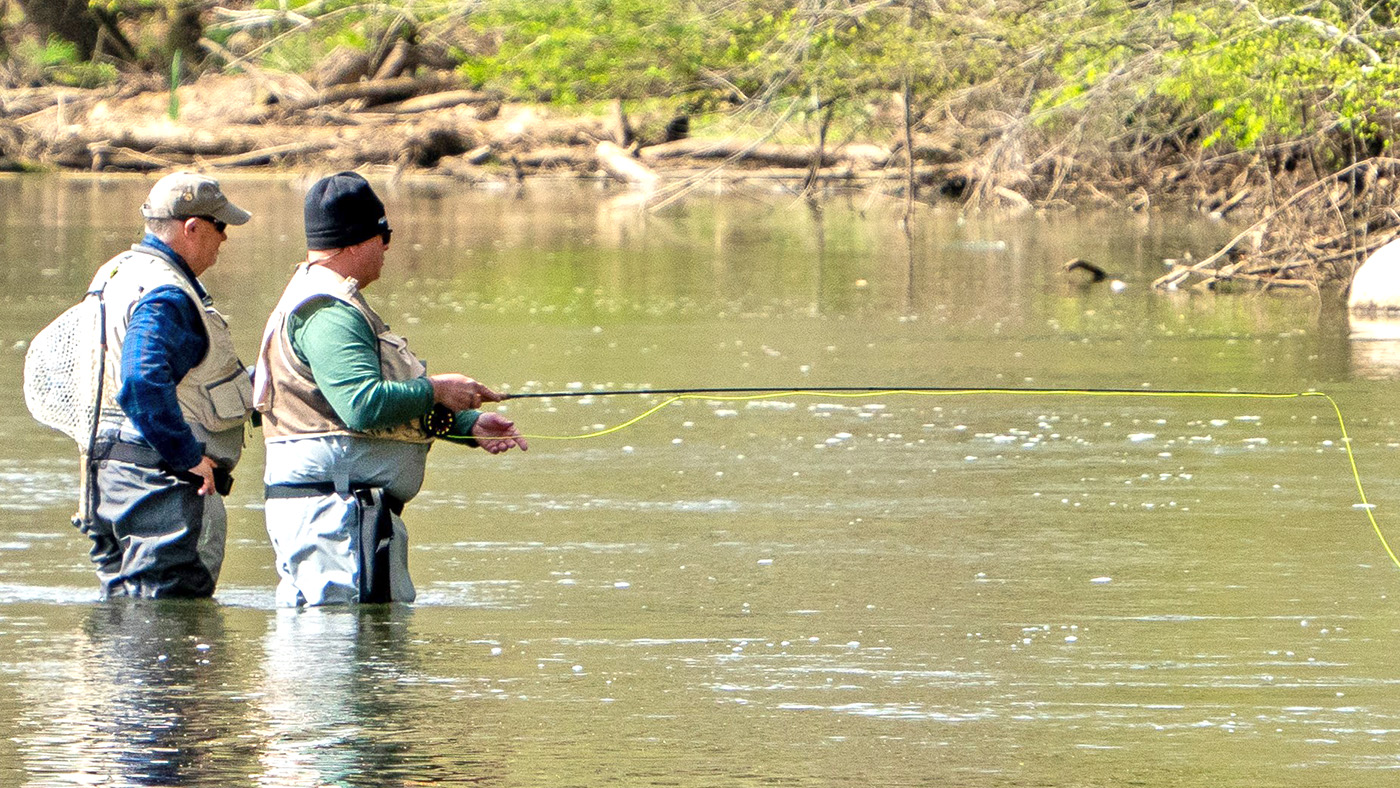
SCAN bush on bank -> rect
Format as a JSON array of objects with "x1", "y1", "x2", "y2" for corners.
[{"x1": 3, "y1": 1, "x2": 1397, "y2": 156}]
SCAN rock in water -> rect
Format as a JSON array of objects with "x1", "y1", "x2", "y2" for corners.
[{"x1": 1349, "y1": 238, "x2": 1400, "y2": 312}]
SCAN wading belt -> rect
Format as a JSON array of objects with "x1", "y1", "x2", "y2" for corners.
[
  {"x1": 264, "y1": 482, "x2": 405, "y2": 603},
  {"x1": 92, "y1": 441, "x2": 234, "y2": 496}
]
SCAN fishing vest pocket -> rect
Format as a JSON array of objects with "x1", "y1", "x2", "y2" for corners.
[
  {"x1": 377, "y1": 332, "x2": 426, "y2": 380},
  {"x1": 204, "y1": 368, "x2": 254, "y2": 422}
]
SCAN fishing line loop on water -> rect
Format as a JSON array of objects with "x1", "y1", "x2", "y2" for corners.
[{"x1": 501, "y1": 387, "x2": 1399, "y2": 571}]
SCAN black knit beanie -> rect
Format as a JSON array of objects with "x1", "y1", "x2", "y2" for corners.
[{"x1": 304, "y1": 172, "x2": 390, "y2": 250}]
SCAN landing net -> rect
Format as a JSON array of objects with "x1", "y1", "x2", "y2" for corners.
[{"x1": 23, "y1": 296, "x2": 104, "y2": 448}]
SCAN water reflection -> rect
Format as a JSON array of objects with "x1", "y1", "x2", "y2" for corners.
[
  {"x1": 1348, "y1": 315, "x2": 1400, "y2": 378},
  {"x1": 16, "y1": 600, "x2": 255, "y2": 786},
  {"x1": 11, "y1": 176, "x2": 1400, "y2": 785},
  {"x1": 254, "y1": 607, "x2": 496, "y2": 787}
]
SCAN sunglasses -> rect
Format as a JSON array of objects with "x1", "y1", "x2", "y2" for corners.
[
  {"x1": 193, "y1": 215, "x2": 227, "y2": 233},
  {"x1": 380, "y1": 228, "x2": 392, "y2": 246}
]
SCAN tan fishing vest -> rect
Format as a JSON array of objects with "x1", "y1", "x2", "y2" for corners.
[
  {"x1": 253, "y1": 263, "x2": 431, "y2": 444},
  {"x1": 94, "y1": 247, "x2": 254, "y2": 437}
]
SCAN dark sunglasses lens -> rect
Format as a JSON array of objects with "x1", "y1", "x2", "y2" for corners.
[
  {"x1": 213, "y1": 220, "x2": 227, "y2": 233},
  {"x1": 381, "y1": 228, "x2": 392, "y2": 245}
]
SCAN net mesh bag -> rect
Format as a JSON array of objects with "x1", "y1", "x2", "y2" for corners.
[{"x1": 23, "y1": 295, "x2": 103, "y2": 447}]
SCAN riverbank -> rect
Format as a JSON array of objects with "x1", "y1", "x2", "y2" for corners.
[
  {"x1": 0, "y1": 72, "x2": 960, "y2": 188},
  {"x1": 1, "y1": 70, "x2": 1394, "y2": 293}
]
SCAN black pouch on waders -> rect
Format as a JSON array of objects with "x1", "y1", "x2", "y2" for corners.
[{"x1": 354, "y1": 487, "x2": 404, "y2": 604}]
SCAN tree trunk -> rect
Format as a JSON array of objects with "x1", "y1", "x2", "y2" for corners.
[
  {"x1": 15, "y1": 1, "x2": 102, "y2": 60},
  {"x1": 168, "y1": 1, "x2": 206, "y2": 66}
]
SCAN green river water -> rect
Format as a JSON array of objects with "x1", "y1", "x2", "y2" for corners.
[{"x1": 2, "y1": 174, "x2": 1400, "y2": 786}]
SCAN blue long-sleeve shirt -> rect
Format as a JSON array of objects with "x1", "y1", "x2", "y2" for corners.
[{"x1": 114, "y1": 234, "x2": 210, "y2": 470}]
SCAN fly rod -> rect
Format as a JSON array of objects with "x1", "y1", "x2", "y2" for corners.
[{"x1": 502, "y1": 385, "x2": 1303, "y2": 399}]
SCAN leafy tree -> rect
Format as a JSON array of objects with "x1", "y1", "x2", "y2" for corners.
[{"x1": 13, "y1": 0, "x2": 103, "y2": 60}]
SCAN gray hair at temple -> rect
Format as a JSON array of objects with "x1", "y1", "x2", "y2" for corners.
[{"x1": 144, "y1": 217, "x2": 185, "y2": 241}]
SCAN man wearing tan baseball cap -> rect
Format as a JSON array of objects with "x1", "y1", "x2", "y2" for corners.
[{"x1": 79, "y1": 171, "x2": 254, "y2": 598}]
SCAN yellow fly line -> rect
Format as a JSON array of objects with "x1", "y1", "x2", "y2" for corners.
[{"x1": 511, "y1": 388, "x2": 1399, "y2": 571}]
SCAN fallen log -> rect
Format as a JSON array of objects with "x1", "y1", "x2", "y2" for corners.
[
  {"x1": 371, "y1": 39, "x2": 414, "y2": 81},
  {"x1": 891, "y1": 134, "x2": 961, "y2": 164},
  {"x1": 726, "y1": 166, "x2": 865, "y2": 182},
  {"x1": 841, "y1": 143, "x2": 892, "y2": 168},
  {"x1": 314, "y1": 45, "x2": 371, "y2": 89},
  {"x1": 1, "y1": 87, "x2": 88, "y2": 119},
  {"x1": 639, "y1": 138, "x2": 840, "y2": 168},
  {"x1": 463, "y1": 145, "x2": 492, "y2": 165},
  {"x1": 375, "y1": 90, "x2": 496, "y2": 114},
  {"x1": 596, "y1": 141, "x2": 659, "y2": 188},
  {"x1": 201, "y1": 139, "x2": 335, "y2": 168},
  {"x1": 30, "y1": 122, "x2": 289, "y2": 162},
  {"x1": 89, "y1": 144, "x2": 179, "y2": 172},
  {"x1": 1208, "y1": 188, "x2": 1250, "y2": 219},
  {"x1": 15, "y1": 91, "x2": 105, "y2": 125},
  {"x1": 486, "y1": 109, "x2": 614, "y2": 148},
  {"x1": 1157, "y1": 266, "x2": 1193, "y2": 290},
  {"x1": 1241, "y1": 260, "x2": 1314, "y2": 276},
  {"x1": 512, "y1": 147, "x2": 595, "y2": 170},
  {"x1": 267, "y1": 72, "x2": 459, "y2": 115},
  {"x1": 100, "y1": 126, "x2": 270, "y2": 156},
  {"x1": 1195, "y1": 270, "x2": 1317, "y2": 291}
]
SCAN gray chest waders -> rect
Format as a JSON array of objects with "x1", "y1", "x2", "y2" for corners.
[{"x1": 265, "y1": 482, "x2": 405, "y2": 603}]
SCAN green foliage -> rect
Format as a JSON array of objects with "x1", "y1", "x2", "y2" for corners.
[
  {"x1": 13, "y1": 35, "x2": 117, "y2": 87},
  {"x1": 168, "y1": 48, "x2": 180, "y2": 120},
  {"x1": 21, "y1": 35, "x2": 81, "y2": 69},
  {"x1": 51, "y1": 61, "x2": 118, "y2": 88},
  {"x1": 454, "y1": 0, "x2": 989, "y2": 133},
  {"x1": 1036, "y1": 0, "x2": 1400, "y2": 154},
  {"x1": 87, "y1": 1, "x2": 164, "y2": 12},
  {"x1": 458, "y1": 0, "x2": 720, "y2": 103},
  {"x1": 9, "y1": 0, "x2": 1398, "y2": 166}
]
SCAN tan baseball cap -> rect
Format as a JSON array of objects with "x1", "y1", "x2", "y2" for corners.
[{"x1": 140, "y1": 172, "x2": 251, "y2": 226}]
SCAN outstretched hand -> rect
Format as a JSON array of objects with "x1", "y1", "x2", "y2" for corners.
[
  {"x1": 471, "y1": 412, "x2": 529, "y2": 455},
  {"x1": 429, "y1": 374, "x2": 504, "y2": 411}
]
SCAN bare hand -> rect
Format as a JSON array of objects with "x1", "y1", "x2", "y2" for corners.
[
  {"x1": 471, "y1": 412, "x2": 529, "y2": 455},
  {"x1": 187, "y1": 456, "x2": 217, "y2": 496},
  {"x1": 429, "y1": 374, "x2": 503, "y2": 412}
]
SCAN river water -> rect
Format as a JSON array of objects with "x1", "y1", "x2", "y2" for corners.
[{"x1": 2, "y1": 174, "x2": 1400, "y2": 786}]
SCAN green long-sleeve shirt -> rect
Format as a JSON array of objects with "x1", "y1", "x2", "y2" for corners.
[{"x1": 290, "y1": 298, "x2": 478, "y2": 436}]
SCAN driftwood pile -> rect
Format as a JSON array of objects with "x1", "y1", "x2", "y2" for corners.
[
  {"x1": 1, "y1": 64, "x2": 1391, "y2": 291},
  {"x1": 1152, "y1": 158, "x2": 1400, "y2": 292},
  {"x1": 0, "y1": 70, "x2": 970, "y2": 199}
]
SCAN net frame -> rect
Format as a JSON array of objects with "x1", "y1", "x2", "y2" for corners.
[{"x1": 23, "y1": 291, "x2": 107, "y2": 527}]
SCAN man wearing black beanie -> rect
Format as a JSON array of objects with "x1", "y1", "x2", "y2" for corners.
[{"x1": 252, "y1": 172, "x2": 527, "y2": 606}]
